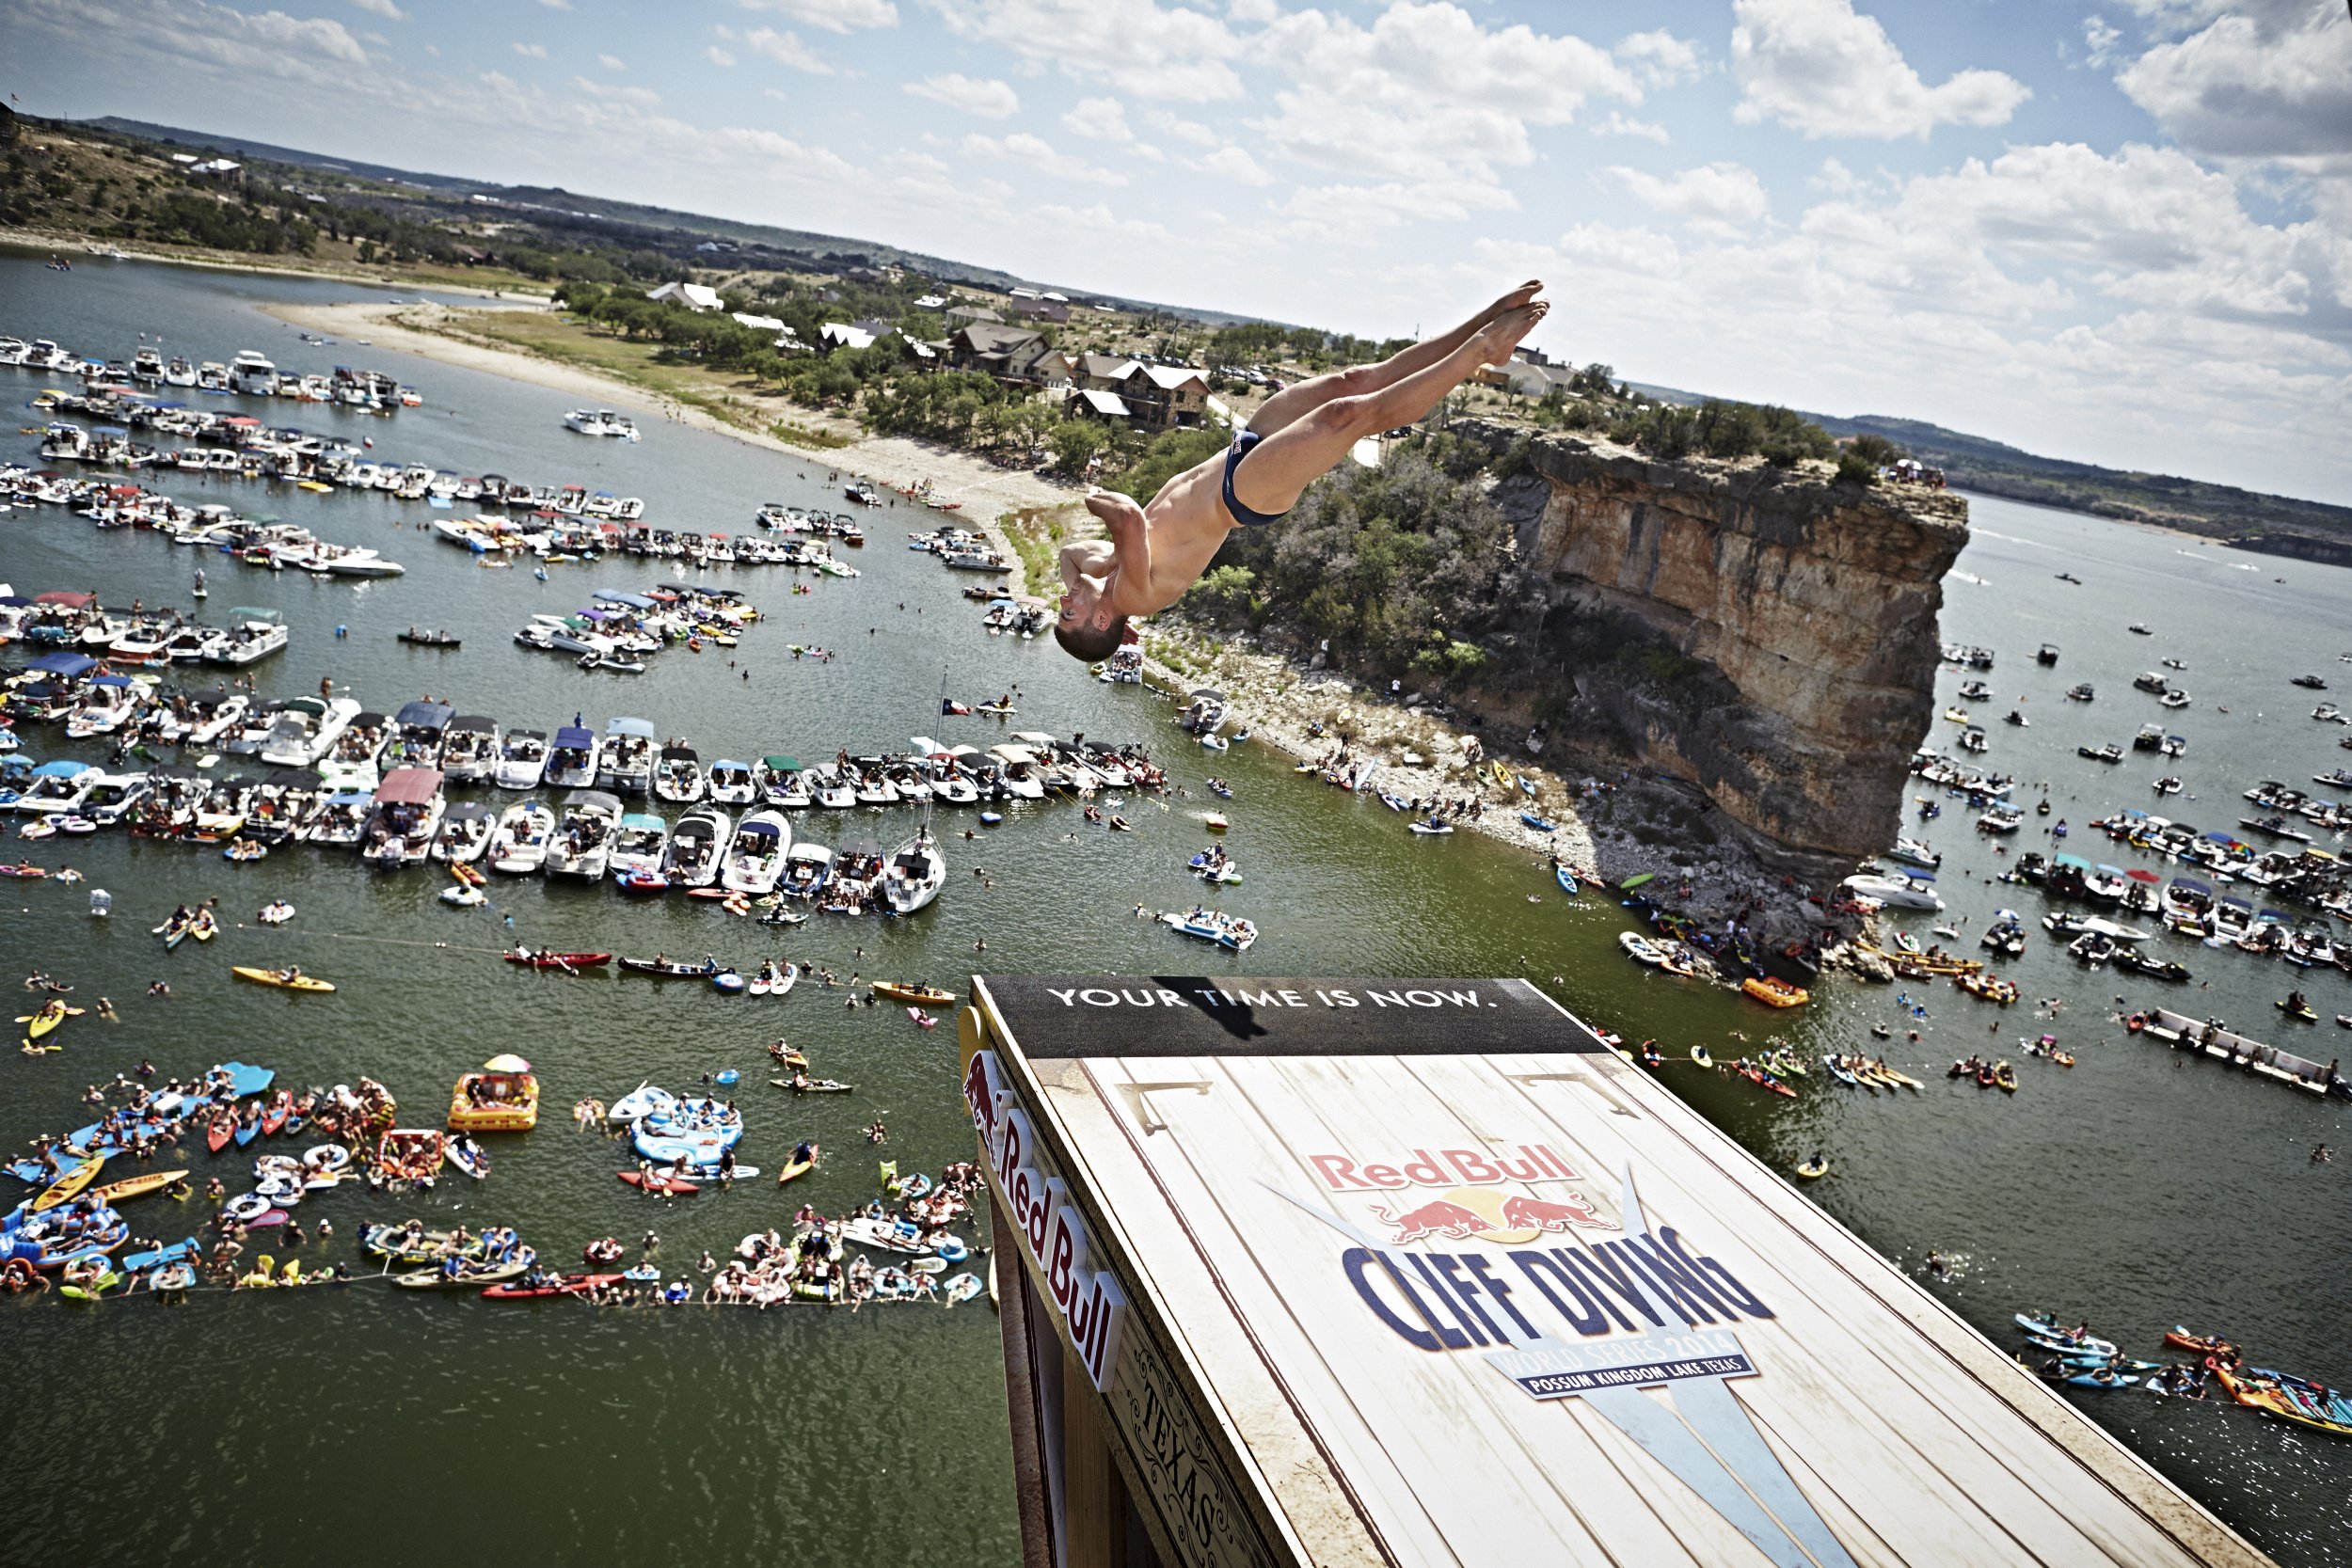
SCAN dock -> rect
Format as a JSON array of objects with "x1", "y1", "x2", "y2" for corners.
[{"x1": 2135, "y1": 1006, "x2": 2346, "y2": 1099}]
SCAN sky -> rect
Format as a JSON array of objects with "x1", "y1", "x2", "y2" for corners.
[{"x1": 8, "y1": 0, "x2": 2350, "y2": 503}]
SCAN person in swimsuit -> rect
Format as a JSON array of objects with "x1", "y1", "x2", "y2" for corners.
[{"x1": 1052, "y1": 281, "x2": 1549, "y2": 660}]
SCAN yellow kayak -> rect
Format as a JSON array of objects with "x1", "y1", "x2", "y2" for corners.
[
  {"x1": 17, "y1": 1001, "x2": 84, "y2": 1040},
  {"x1": 32, "y1": 1156, "x2": 106, "y2": 1212},
  {"x1": 231, "y1": 966, "x2": 337, "y2": 993},
  {"x1": 89, "y1": 1168, "x2": 188, "y2": 1205},
  {"x1": 1794, "y1": 1158, "x2": 1829, "y2": 1180},
  {"x1": 871, "y1": 981, "x2": 955, "y2": 1006}
]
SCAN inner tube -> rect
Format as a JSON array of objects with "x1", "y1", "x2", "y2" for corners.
[
  {"x1": 224, "y1": 1192, "x2": 270, "y2": 1222},
  {"x1": 303, "y1": 1143, "x2": 351, "y2": 1171}
]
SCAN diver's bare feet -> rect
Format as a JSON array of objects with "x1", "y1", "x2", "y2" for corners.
[
  {"x1": 1486, "y1": 280, "x2": 1543, "y2": 322},
  {"x1": 1474, "y1": 300, "x2": 1549, "y2": 365}
]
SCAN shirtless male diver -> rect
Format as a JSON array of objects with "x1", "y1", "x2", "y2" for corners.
[{"x1": 1054, "y1": 281, "x2": 1549, "y2": 661}]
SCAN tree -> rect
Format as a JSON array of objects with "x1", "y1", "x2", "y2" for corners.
[{"x1": 1048, "y1": 419, "x2": 1110, "y2": 476}]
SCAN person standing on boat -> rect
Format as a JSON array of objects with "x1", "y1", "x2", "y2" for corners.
[{"x1": 1053, "y1": 282, "x2": 1549, "y2": 660}]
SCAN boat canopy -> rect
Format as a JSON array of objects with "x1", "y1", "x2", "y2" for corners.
[
  {"x1": 324, "y1": 789, "x2": 374, "y2": 807},
  {"x1": 33, "y1": 591, "x2": 96, "y2": 609},
  {"x1": 658, "y1": 745, "x2": 697, "y2": 762},
  {"x1": 1009, "y1": 731, "x2": 1057, "y2": 749},
  {"x1": 25, "y1": 651, "x2": 97, "y2": 677},
  {"x1": 373, "y1": 767, "x2": 444, "y2": 804},
  {"x1": 31, "y1": 759, "x2": 97, "y2": 778},
  {"x1": 594, "y1": 591, "x2": 656, "y2": 610},
  {"x1": 229, "y1": 607, "x2": 282, "y2": 626},
  {"x1": 737, "y1": 817, "x2": 784, "y2": 840},
  {"x1": 553, "y1": 726, "x2": 595, "y2": 749},
  {"x1": 87, "y1": 673, "x2": 135, "y2": 689},
  {"x1": 346, "y1": 711, "x2": 387, "y2": 729},
  {"x1": 991, "y1": 744, "x2": 1039, "y2": 765},
  {"x1": 278, "y1": 695, "x2": 327, "y2": 718},
  {"x1": 448, "y1": 714, "x2": 497, "y2": 734},
  {"x1": 787, "y1": 843, "x2": 834, "y2": 863},
  {"x1": 762, "y1": 755, "x2": 800, "y2": 772},
  {"x1": 392, "y1": 701, "x2": 454, "y2": 729},
  {"x1": 606, "y1": 717, "x2": 656, "y2": 738},
  {"x1": 838, "y1": 834, "x2": 882, "y2": 859},
  {"x1": 2052, "y1": 853, "x2": 2091, "y2": 870},
  {"x1": 2094, "y1": 863, "x2": 2129, "y2": 878},
  {"x1": 2170, "y1": 878, "x2": 2213, "y2": 895},
  {"x1": 1190, "y1": 688, "x2": 1225, "y2": 703},
  {"x1": 262, "y1": 767, "x2": 324, "y2": 790},
  {"x1": 619, "y1": 812, "x2": 666, "y2": 832},
  {"x1": 2218, "y1": 895, "x2": 2253, "y2": 911},
  {"x1": 560, "y1": 789, "x2": 623, "y2": 815}
]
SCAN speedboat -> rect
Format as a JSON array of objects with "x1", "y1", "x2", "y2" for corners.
[
  {"x1": 661, "y1": 806, "x2": 730, "y2": 889},
  {"x1": 431, "y1": 800, "x2": 495, "y2": 864},
  {"x1": 596, "y1": 718, "x2": 656, "y2": 795},
  {"x1": 707, "y1": 759, "x2": 756, "y2": 805},
  {"x1": 882, "y1": 829, "x2": 946, "y2": 914},
  {"x1": 722, "y1": 810, "x2": 792, "y2": 895},
  {"x1": 1888, "y1": 835, "x2": 1941, "y2": 868},
  {"x1": 1843, "y1": 872, "x2": 1945, "y2": 911},
  {"x1": 780, "y1": 841, "x2": 834, "y2": 899},
  {"x1": 489, "y1": 803, "x2": 557, "y2": 879},
  {"x1": 756, "y1": 756, "x2": 811, "y2": 809},
  {"x1": 495, "y1": 729, "x2": 548, "y2": 790},
  {"x1": 608, "y1": 812, "x2": 670, "y2": 880},
  {"x1": 544, "y1": 789, "x2": 623, "y2": 879},
  {"x1": 544, "y1": 726, "x2": 598, "y2": 789},
  {"x1": 652, "y1": 744, "x2": 707, "y2": 805}
]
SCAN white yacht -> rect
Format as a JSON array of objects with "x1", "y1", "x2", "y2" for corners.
[
  {"x1": 722, "y1": 809, "x2": 792, "y2": 895},
  {"x1": 229, "y1": 351, "x2": 278, "y2": 396},
  {"x1": 495, "y1": 729, "x2": 548, "y2": 790}
]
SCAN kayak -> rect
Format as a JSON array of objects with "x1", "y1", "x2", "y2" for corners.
[
  {"x1": 32, "y1": 1156, "x2": 106, "y2": 1212},
  {"x1": 18, "y1": 1001, "x2": 83, "y2": 1040},
  {"x1": 481, "y1": 1272, "x2": 622, "y2": 1300},
  {"x1": 2040, "y1": 1367, "x2": 2140, "y2": 1389},
  {"x1": 618, "y1": 957, "x2": 718, "y2": 978},
  {"x1": 1794, "y1": 1158, "x2": 1827, "y2": 1180},
  {"x1": 776, "y1": 1151, "x2": 818, "y2": 1185},
  {"x1": 618, "y1": 1170, "x2": 700, "y2": 1196},
  {"x1": 2014, "y1": 1314, "x2": 2118, "y2": 1356},
  {"x1": 503, "y1": 950, "x2": 612, "y2": 970},
  {"x1": 772, "y1": 1077, "x2": 853, "y2": 1094},
  {"x1": 1820, "y1": 1056, "x2": 1860, "y2": 1087},
  {"x1": 2164, "y1": 1327, "x2": 2233, "y2": 1356},
  {"x1": 1553, "y1": 864, "x2": 1579, "y2": 896},
  {"x1": 391, "y1": 1253, "x2": 534, "y2": 1289},
  {"x1": 230, "y1": 967, "x2": 336, "y2": 993},
  {"x1": 1689, "y1": 1045, "x2": 1713, "y2": 1069},
  {"x1": 261, "y1": 1091, "x2": 292, "y2": 1135},
  {"x1": 1520, "y1": 812, "x2": 1555, "y2": 832},
  {"x1": 87, "y1": 1169, "x2": 187, "y2": 1205},
  {"x1": 872, "y1": 981, "x2": 955, "y2": 1006}
]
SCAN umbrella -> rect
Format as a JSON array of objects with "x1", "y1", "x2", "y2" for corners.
[
  {"x1": 482, "y1": 1053, "x2": 532, "y2": 1073},
  {"x1": 2125, "y1": 868, "x2": 2159, "y2": 883},
  {"x1": 1619, "y1": 872, "x2": 1657, "y2": 890}
]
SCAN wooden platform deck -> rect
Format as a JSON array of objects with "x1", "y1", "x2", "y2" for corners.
[
  {"x1": 967, "y1": 974, "x2": 2273, "y2": 1568},
  {"x1": 2137, "y1": 1006, "x2": 2344, "y2": 1098}
]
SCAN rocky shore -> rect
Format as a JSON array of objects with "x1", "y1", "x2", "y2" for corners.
[{"x1": 1135, "y1": 618, "x2": 1874, "y2": 966}]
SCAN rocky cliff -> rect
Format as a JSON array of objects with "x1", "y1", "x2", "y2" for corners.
[{"x1": 1479, "y1": 427, "x2": 1969, "y2": 879}]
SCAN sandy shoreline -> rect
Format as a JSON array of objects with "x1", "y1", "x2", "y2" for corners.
[
  {"x1": 261, "y1": 300, "x2": 1078, "y2": 590},
  {"x1": 2, "y1": 227, "x2": 548, "y2": 302}
]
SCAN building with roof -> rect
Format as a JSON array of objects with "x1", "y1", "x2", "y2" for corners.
[
  {"x1": 947, "y1": 323, "x2": 1064, "y2": 386},
  {"x1": 646, "y1": 281, "x2": 723, "y2": 312}
]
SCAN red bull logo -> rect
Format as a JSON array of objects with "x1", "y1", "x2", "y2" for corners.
[
  {"x1": 1371, "y1": 1198, "x2": 1495, "y2": 1244},
  {"x1": 1372, "y1": 1184, "x2": 1614, "y2": 1244},
  {"x1": 1501, "y1": 1192, "x2": 1605, "y2": 1232}
]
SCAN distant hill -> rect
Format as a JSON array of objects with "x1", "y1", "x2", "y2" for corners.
[
  {"x1": 78, "y1": 116, "x2": 1238, "y2": 316},
  {"x1": 1625, "y1": 379, "x2": 2351, "y2": 553},
  {"x1": 62, "y1": 119, "x2": 2348, "y2": 546}
]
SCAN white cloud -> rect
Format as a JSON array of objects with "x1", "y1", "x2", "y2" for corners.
[
  {"x1": 1033, "y1": 201, "x2": 1173, "y2": 244},
  {"x1": 1062, "y1": 97, "x2": 1133, "y2": 143},
  {"x1": 512, "y1": 41, "x2": 548, "y2": 59},
  {"x1": 1730, "y1": 0, "x2": 2030, "y2": 139},
  {"x1": 930, "y1": 0, "x2": 1246, "y2": 102},
  {"x1": 739, "y1": 26, "x2": 834, "y2": 74},
  {"x1": 737, "y1": 0, "x2": 897, "y2": 29},
  {"x1": 2081, "y1": 15, "x2": 2122, "y2": 68},
  {"x1": 707, "y1": 46, "x2": 737, "y2": 67},
  {"x1": 1594, "y1": 111, "x2": 1671, "y2": 144},
  {"x1": 1606, "y1": 162, "x2": 1771, "y2": 233},
  {"x1": 1252, "y1": 4, "x2": 1656, "y2": 187},
  {"x1": 1616, "y1": 28, "x2": 1701, "y2": 87},
  {"x1": 538, "y1": 0, "x2": 571, "y2": 9},
  {"x1": 350, "y1": 0, "x2": 405, "y2": 20},
  {"x1": 905, "y1": 73, "x2": 1021, "y2": 119},
  {"x1": 1197, "y1": 144, "x2": 1274, "y2": 186},
  {"x1": 596, "y1": 53, "x2": 624, "y2": 71},
  {"x1": 2114, "y1": 1, "x2": 2352, "y2": 160},
  {"x1": 1277, "y1": 177, "x2": 1517, "y2": 243},
  {"x1": 1145, "y1": 109, "x2": 1219, "y2": 148},
  {"x1": 961, "y1": 131, "x2": 1130, "y2": 186}
]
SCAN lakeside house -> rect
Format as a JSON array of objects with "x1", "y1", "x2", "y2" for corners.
[
  {"x1": 1479, "y1": 346, "x2": 1578, "y2": 399},
  {"x1": 944, "y1": 304, "x2": 1003, "y2": 328},
  {"x1": 645, "y1": 281, "x2": 723, "y2": 312},
  {"x1": 946, "y1": 323, "x2": 1069, "y2": 386},
  {"x1": 1069, "y1": 354, "x2": 1209, "y2": 430}
]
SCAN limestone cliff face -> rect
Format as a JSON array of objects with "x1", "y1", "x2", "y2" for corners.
[{"x1": 1481, "y1": 427, "x2": 1969, "y2": 878}]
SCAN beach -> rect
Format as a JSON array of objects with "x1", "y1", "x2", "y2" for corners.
[{"x1": 261, "y1": 299, "x2": 1078, "y2": 578}]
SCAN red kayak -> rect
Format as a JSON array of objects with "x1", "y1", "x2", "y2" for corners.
[
  {"x1": 618, "y1": 1170, "x2": 699, "y2": 1196},
  {"x1": 205, "y1": 1118, "x2": 233, "y2": 1155},
  {"x1": 502, "y1": 950, "x2": 612, "y2": 970},
  {"x1": 481, "y1": 1272, "x2": 622, "y2": 1300},
  {"x1": 260, "y1": 1090, "x2": 292, "y2": 1136}
]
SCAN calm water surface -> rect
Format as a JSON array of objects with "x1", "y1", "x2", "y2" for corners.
[{"x1": 0, "y1": 259, "x2": 2344, "y2": 1565}]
